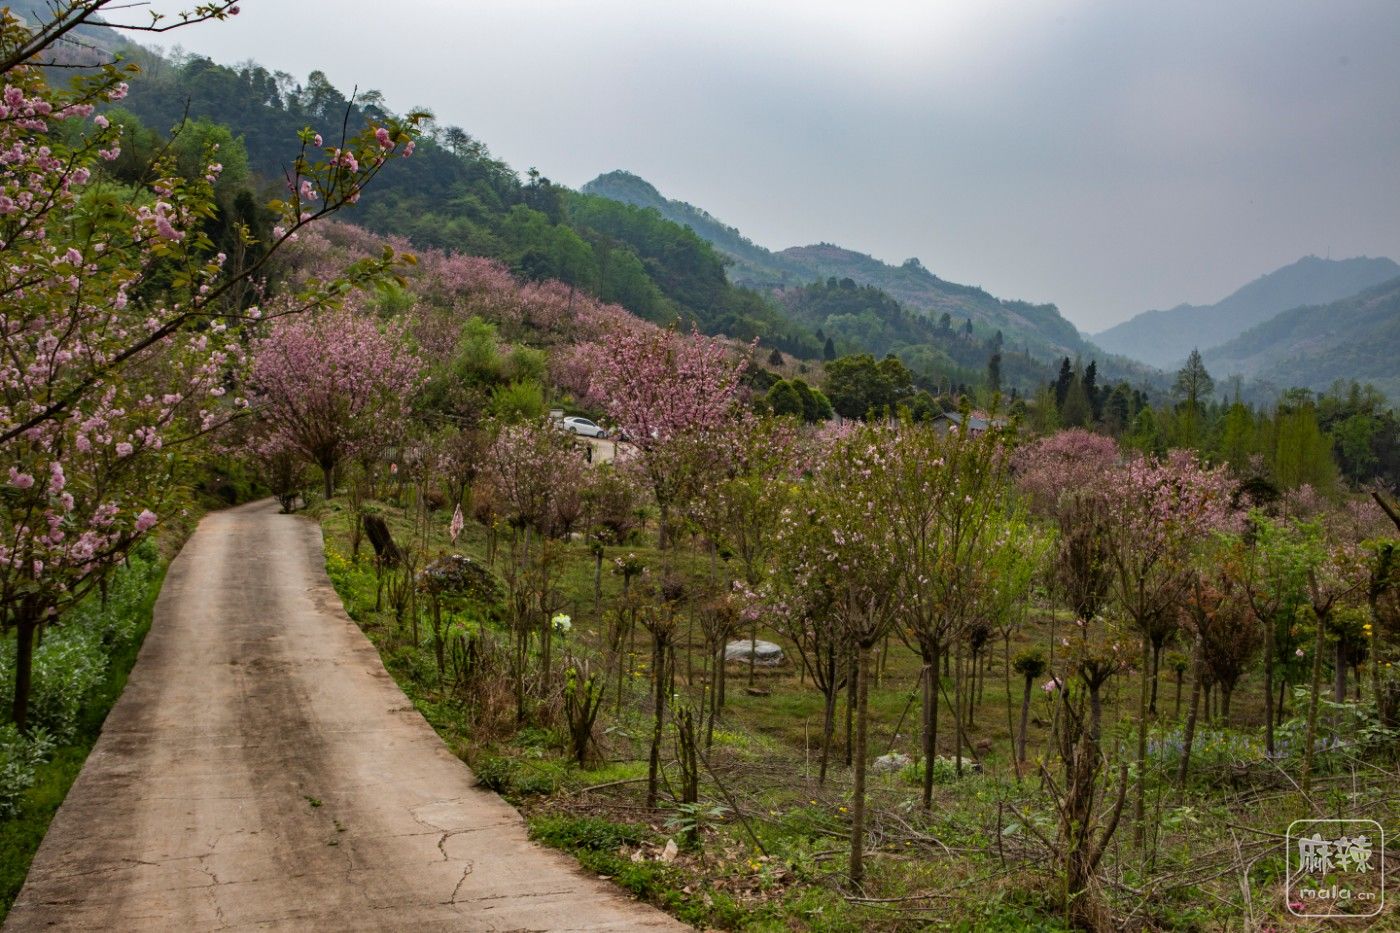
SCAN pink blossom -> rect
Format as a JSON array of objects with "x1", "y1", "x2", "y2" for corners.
[
  {"x1": 135, "y1": 509, "x2": 158, "y2": 533},
  {"x1": 375, "y1": 127, "x2": 392, "y2": 149},
  {"x1": 8, "y1": 467, "x2": 34, "y2": 489}
]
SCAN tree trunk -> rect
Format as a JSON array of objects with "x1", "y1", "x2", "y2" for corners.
[
  {"x1": 1300, "y1": 615, "x2": 1328, "y2": 797},
  {"x1": 1017, "y1": 676, "x2": 1033, "y2": 767},
  {"x1": 1220, "y1": 683, "x2": 1232, "y2": 722},
  {"x1": 929, "y1": 642, "x2": 941, "y2": 796},
  {"x1": 953, "y1": 639, "x2": 965, "y2": 778},
  {"x1": 646, "y1": 634, "x2": 668, "y2": 809},
  {"x1": 320, "y1": 457, "x2": 336, "y2": 500},
  {"x1": 11, "y1": 614, "x2": 39, "y2": 732},
  {"x1": 844, "y1": 649, "x2": 856, "y2": 766},
  {"x1": 849, "y1": 642, "x2": 873, "y2": 885},
  {"x1": 1002, "y1": 635, "x2": 1014, "y2": 777},
  {"x1": 921, "y1": 657, "x2": 934, "y2": 808},
  {"x1": 1134, "y1": 634, "x2": 1149, "y2": 847},
  {"x1": 1334, "y1": 639, "x2": 1347, "y2": 705},
  {"x1": 1148, "y1": 640, "x2": 1162, "y2": 715},
  {"x1": 819, "y1": 685, "x2": 836, "y2": 785},
  {"x1": 1177, "y1": 632, "x2": 1204, "y2": 786},
  {"x1": 1263, "y1": 611, "x2": 1276, "y2": 757}
]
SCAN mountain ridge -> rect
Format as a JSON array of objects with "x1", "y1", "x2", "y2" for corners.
[
  {"x1": 581, "y1": 170, "x2": 1140, "y2": 376},
  {"x1": 1202, "y1": 274, "x2": 1400, "y2": 401},
  {"x1": 1094, "y1": 254, "x2": 1400, "y2": 369}
]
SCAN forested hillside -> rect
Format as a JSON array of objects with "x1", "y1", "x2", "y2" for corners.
[
  {"x1": 1203, "y1": 275, "x2": 1400, "y2": 400},
  {"x1": 582, "y1": 170, "x2": 1148, "y2": 382},
  {"x1": 113, "y1": 50, "x2": 821, "y2": 355},
  {"x1": 111, "y1": 52, "x2": 1085, "y2": 394}
]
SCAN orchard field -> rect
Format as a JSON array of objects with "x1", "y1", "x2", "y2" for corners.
[{"x1": 0, "y1": 4, "x2": 1398, "y2": 930}]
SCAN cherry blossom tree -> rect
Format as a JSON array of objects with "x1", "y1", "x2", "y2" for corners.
[
  {"x1": 1012, "y1": 427, "x2": 1120, "y2": 518},
  {"x1": 479, "y1": 420, "x2": 586, "y2": 719},
  {"x1": 882, "y1": 414, "x2": 1016, "y2": 803},
  {"x1": 1101, "y1": 449, "x2": 1238, "y2": 841},
  {"x1": 779, "y1": 423, "x2": 903, "y2": 884},
  {"x1": 249, "y1": 308, "x2": 423, "y2": 499},
  {"x1": 583, "y1": 326, "x2": 749, "y2": 548},
  {"x1": 0, "y1": 8, "x2": 420, "y2": 728}
]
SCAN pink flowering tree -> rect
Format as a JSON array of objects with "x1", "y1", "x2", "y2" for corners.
[
  {"x1": 1012, "y1": 428, "x2": 1120, "y2": 518},
  {"x1": 479, "y1": 421, "x2": 586, "y2": 720},
  {"x1": 1101, "y1": 449, "x2": 1238, "y2": 841},
  {"x1": 249, "y1": 308, "x2": 423, "y2": 499},
  {"x1": 685, "y1": 416, "x2": 806, "y2": 717},
  {"x1": 776, "y1": 422, "x2": 904, "y2": 884},
  {"x1": 583, "y1": 326, "x2": 749, "y2": 548},
  {"x1": 881, "y1": 414, "x2": 1017, "y2": 802},
  {"x1": 0, "y1": 8, "x2": 420, "y2": 728}
]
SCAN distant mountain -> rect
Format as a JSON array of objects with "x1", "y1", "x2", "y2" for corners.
[
  {"x1": 582, "y1": 170, "x2": 1133, "y2": 373},
  {"x1": 1094, "y1": 255, "x2": 1400, "y2": 370},
  {"x1": 1202, "y1": 275, "x2": 1400, "y2": 401}
]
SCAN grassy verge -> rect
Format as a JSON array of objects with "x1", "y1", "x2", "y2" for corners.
[{"x1": 0, "y1": 554, "x2": 166, "y2": 921}]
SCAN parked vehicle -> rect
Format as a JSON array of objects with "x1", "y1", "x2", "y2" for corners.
[{"x1": 561, "y1": 416, "x2": 608, "y2": 438}]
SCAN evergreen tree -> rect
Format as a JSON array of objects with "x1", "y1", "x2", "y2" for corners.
[
  {"x1": 766, "y1": 380, "x2": 803, "y2": 418},
  {"x1": 1082, "y1": 359, "x2": 1100, "y2": 420},
  {"x1": 987, "y1": 351, "x2": 1003, "y2": 395},
  {"x1": 1054, "y1": 357, "x2": 1074, "y2": 407},
  {"x1": 823, "y1": 336, "x2": 836, "y2": 361}
]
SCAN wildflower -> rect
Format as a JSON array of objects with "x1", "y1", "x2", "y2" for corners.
[
  {"x1": 1295, "y1": 647, "x2": 1305, "y2": 657},
  {"x1": 551, "y1": 612, "x2": 572, "y2": 634}
]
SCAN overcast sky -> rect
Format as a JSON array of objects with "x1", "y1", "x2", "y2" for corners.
[{"x1": 138, "y1": 0, "x2": 1400, "y2": 332}]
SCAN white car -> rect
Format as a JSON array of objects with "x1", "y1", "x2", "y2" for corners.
[{"x1": 561, "y1": 416, "x2": 608, "y2": 439}]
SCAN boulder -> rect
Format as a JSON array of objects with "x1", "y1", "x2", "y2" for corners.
[
  {"x1": 872, "y1": 753, "x2": 912, "y2": 774},
  {"x1": 724, "y1": 638, "x2": 785, "y2": 665}
]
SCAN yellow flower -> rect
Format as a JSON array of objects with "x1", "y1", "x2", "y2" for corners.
[{"x1": 838, "y1": 806, "x2": 848, "y2": 813}]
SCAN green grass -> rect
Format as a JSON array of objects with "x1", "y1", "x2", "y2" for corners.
[
  {"x1": 0, "y1": 563, "x2": 165, "y2": 922},
  {"x1": 315, "y1": 494, "x2": 1400, "y2": 930}
]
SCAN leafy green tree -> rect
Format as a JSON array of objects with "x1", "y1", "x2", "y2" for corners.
[{"x1": 765, "y1": 380, "x2": 803, "y2": 418}]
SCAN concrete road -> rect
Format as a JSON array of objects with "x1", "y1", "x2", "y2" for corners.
[{"x1": 5, "y1": 500, "x2": 684, "y2": 932}]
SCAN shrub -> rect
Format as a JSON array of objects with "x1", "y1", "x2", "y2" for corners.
[
  {"x1": 0, "y1": 726, "x2": 54, "y2": 819},
  {"x1": 530, "y1": 815, "x2": 645, "y2": 852}
]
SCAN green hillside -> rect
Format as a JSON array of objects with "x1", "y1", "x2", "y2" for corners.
[
  {"x1": 1203, "y1": 275, "x2": 1400, "y2": 400},
  {"x1": 581, "y1": 170, "x2": 1142, "y2": 379},
  {"x1": 1096, "y1": 255, "x2": 1400, "y2": 370}
]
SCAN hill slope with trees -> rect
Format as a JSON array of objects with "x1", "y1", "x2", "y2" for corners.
[
  {"x1": 1095, "y1": 255, "x2": 1400, "y2": 370},
  {"x1": 1202, "y1": 275, "x2": 1400, "y2": 400},
  {"x1": 581, "y1": 170, "x2": 1140, "y2": 377}
]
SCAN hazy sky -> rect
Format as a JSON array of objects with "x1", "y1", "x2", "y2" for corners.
[{"x1": 138, "y1": 0, "x2": 1400, "y2": 332}]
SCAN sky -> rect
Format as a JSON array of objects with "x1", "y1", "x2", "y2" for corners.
[{"x1": 136, "y1": 0, "x2": 1400, "y2": 332}]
